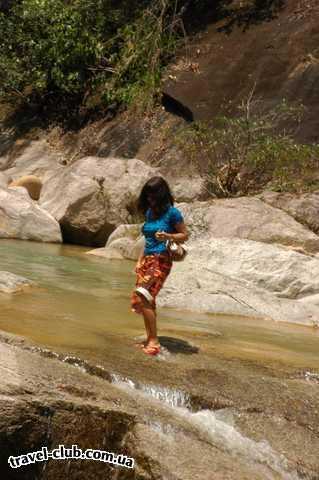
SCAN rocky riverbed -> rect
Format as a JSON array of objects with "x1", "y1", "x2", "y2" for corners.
[
  {"x1": 1, "y1": 140, "x2": 319, "y2": 325},
  {"x1": 1, "y1": 323, "x2": 319, "y2": 480},
  {"x1": 0, "y1": 239, "x2": 318, "y2": 480},
  {"x1": 1, "y1": 136, "x2": 319, "y2": 480}
]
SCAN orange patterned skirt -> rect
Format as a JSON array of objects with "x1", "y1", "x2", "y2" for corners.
[{"x1": 131, "y1": 252, "x2": 173, "y2": 314}]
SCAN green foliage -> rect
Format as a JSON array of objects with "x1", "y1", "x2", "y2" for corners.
[
  {"x1": 0, "y1": 0, "x2": 186, "y2": 112},
  {"x1": 0, "y1": 0, "x2": 105, "y2": 99},
  {"x1": 103, "y1": 1, "x2": 181, "y2": 110},
  {"x1": 175, "y1": 99, "x2": 319, "y2": 196}
]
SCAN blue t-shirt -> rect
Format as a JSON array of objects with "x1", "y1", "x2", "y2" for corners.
[{"x1": 142, "y1": 205, "x2": 184, "y2": 255}]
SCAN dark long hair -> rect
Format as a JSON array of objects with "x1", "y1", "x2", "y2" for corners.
[{"x1": 137, "y1": 176, "x2": 175, "y2": 218}]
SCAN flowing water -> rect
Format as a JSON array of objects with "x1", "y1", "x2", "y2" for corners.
[
  {"x1": 0, "y1": 239, "x2": 318, "y2": 370},
  {"x1": 1, "y1": 238, "x2": 319, "y2": 479}
]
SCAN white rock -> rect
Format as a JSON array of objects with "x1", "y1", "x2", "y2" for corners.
[
  {"x1": 3, "y1": 139, "x2": 61, "y2": 182},
  {"x1": 0, "y1": 188, "x2": 62, "y2": 243},
  {"x1": 157, "y1": 244, "x2": 319, "y2": 326},
  {"x1": 177, "y1": 196, "x2": 319, "y2": 253},
  {"x1": 87, "y1": 224, "x2": 145, "y2": 260}
]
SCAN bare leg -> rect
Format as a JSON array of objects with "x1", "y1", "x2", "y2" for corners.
[
  {"x1": 143, "y1": 315, "x2": 151, "y2": 343},
  {"x1": 140, "y1": 297, "x2": 160, "y2": 348},
  {"x1": 132, "y1": 293, "x2": 151, "y2": 347}
]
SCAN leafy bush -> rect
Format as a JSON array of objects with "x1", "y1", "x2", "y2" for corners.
[
  {"x1": 0, "y1": 1, "x2": 105, "y2": 99},
  {"x1": 0, "y1": 0, "x2": 188, "y2": 113},
  {"x1": 175, "y1": 99, "x2": 319, "y2": 196}
]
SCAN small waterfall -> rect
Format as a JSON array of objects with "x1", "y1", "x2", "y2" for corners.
[
  {"x1": 110, "y1": 373, "x2": 300, "y2": 480},
  {"x1": 110, "y1": 373, "x2": 191, "y2": 409},
  {"x1": 176, "y1": 408, "x2": 298, "y2": 480},
  {"x1": 29, "y1": 346, "x2": 112, "y2": 381},
  {"x1": 22, "y1": 344, "x2": 300, "y2": 479}
]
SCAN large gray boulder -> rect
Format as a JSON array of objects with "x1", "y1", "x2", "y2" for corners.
[
  {"x1": 39, "y1": 156, "x2": 158, "y2": 246},
  {"x1": 157, "y1": 240, "x2": 319, "y2": 326},
  {"x1": 259, "y1": 190, "x2": 319, "y2": 236},
  {"x1": 195, "y1": 237, "x2": 319, "y2": 300},
  {"x1": 0, "y1": 187, "x2": 62, "y2": 243},
  {"x1": 0, "y1": 271, "x2": 34, "y2": 293},
  {"x1": 178, "y1": 197, "x2": 319, "y2": 253}
]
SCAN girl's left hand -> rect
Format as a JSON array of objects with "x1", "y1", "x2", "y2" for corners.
[{"x1": 155, "y1": 231, "x2": 171, "y2": 241}]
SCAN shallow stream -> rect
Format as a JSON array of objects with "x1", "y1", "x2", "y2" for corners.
[{"x1": 1, "y1": 239, "x2": 319, "y2": 479}]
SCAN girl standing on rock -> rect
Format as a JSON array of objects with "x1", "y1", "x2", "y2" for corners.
[{"x1": 131, "y1": 176, "x2": 188, "y2": 356}]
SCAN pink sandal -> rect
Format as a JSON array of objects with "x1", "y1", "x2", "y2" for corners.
[{"x1": 142, "y1": 345, "x2": 161, "y2": 356}]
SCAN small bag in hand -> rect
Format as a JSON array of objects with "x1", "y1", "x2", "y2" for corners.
[{"x1": 165, "y1": 239, "x2": 188, "y2": 261}]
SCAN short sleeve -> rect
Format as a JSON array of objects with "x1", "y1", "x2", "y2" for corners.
[{"x1": 170, "y1": 207, "x2": 184, "y2": 226}]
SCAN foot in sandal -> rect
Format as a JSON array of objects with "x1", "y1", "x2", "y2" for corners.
[{"x1": 142, "y1": 343, "x2": 161, "y2": 356}]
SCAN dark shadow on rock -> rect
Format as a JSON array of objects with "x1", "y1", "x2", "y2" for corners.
[
  {"x1": 159, "y1": 336, "x2": 199, "y2": 355},
  {"x1": 218, "y1": 0, "x2": 286, "y2": 34},
  {"x1": 161, "y1": 93, "x2": 194, "y2": 123}
]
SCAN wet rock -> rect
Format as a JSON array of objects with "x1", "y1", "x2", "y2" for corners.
[
  {"x1": 39, "y1": 157, "x2": 158, "y2": 247},
  {"x1": 0, "y1": 187, "x2": 62, "y2": 243},
  {"x1": 86, "y1": 246, "x2": 125, "y2": 259},
  {"x1": 0, "y1": 333, "x2": 274, "y2": 480},
  {"x1": 9, "y1": 175, "x2": 43, "y2": 201},
  {"x1": 259, "y1": 190, "x2": 319, "y2": 235},
  {"x1": 0, "y1": 337, "x2": 137, "y2": 480},
  {"x1": 0, "y1": 271, "x2": 34, "y2": 293}
]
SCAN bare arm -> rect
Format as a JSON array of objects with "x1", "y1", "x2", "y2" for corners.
[
  {"x1": 155, "y1": 221, "x2": 189, "y2": 244},
  {"x1": 167, "y1": 222, "x2": 189, "y2": 243}
]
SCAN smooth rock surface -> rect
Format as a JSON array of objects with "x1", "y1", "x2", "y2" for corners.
[
  {"x1": 168, "y1": 175, "x2": 210, "y2": 202},
  {"x1": 9, "y1": 174, "x2": 42, "y2": 200},
  {"x1": 0, "y1": 171, "x2": 11, "y2": 188},
  {"x1": 157, "y1": 240, "x2": 319, "y2": 326},
  {"x1": 2, "y1": 139, "x2": 61, "y2": 181},
  {"x1": 193, "y1": 237, "x2": 319, "y2": 300},
  {"x1": 39, "y1": 156, "x2": 158, "y2": 247},
  {"x1": 259, "y1": 190, "x2": 319, "y2": 235},
  {"x1": 0, "y1": 187, "x2": 62, "y2": 243},
  {"x1": 93, "y1": 215, "x2": 319, "y2": 325},
  {"x1": 87, "y1": 224, "x2": 145, "y2": 260},
  {"x1": 0, "y1": 271, "x2": 34, "y2": 293},
  {"x1": 177, "y1": 197, "x2": 319, "y2": 253}
]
